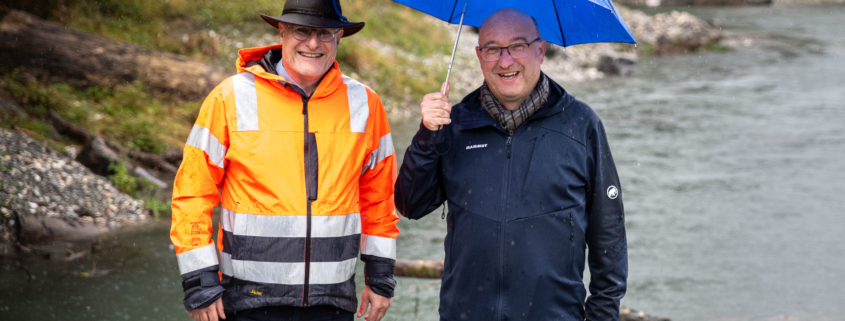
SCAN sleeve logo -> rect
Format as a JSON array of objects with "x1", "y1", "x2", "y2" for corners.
[{"x1": 607, "y1": 185, "x2": 619, "y2": 200}]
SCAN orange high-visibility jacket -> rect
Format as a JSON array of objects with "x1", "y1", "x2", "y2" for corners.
[{"x1": 170, "y1": 45, "x2": 399, "y2": 313}]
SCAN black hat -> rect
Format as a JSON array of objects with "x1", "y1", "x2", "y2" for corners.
[{"x1": 260, "y1": 0, "x2": 365, "y2": 38}]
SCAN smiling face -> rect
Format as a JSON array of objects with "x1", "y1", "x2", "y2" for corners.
[
  {"x1": 476, "y1": 9, "x2": 546, "y2": 109},
  {"x1": 279, "y1": 23, "x2": 343, "y2": 90}
]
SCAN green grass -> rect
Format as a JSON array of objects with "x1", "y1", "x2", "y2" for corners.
[
  {"x1": 107, "y1": 162, "x2": 138, "y2": 194},
  {"x1": 143, "y1": 198, "x2": 171, "y2": 218},
  {"x1": 3, "y1": 0, "x2": 453, "y2": 110},
  {"x1": 29, "y1": 0, "x2": 452, "y2": 63},
  {"x1": 0, "y1": 71, "x2": 197, "y2": 153},
  {"x1": 704, "y1": 43, "x2": 732, "y2": 53}
]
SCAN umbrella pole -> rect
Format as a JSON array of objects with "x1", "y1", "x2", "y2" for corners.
[
  {"x1": 442, "y1": 0, "x2": 469, "y2": 95},
  {"x1": 433, "y1": 0, "x2": 468, "y2": 150}
]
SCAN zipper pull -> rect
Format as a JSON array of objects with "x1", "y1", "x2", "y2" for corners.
[{"x1": 441, "y1": 201, "x2": 447, "y2": 219}]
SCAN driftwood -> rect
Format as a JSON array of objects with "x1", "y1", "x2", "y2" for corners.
[
  {"x1": 48, "y1": 110, "x2": 94, "y2": 143},
  {"x1": 0, "y1": 10, "x2": 230, "y2": 101},
  {"x1": 621, "y1": 307, "x2": 671, "y2": 321},
  {"x1": 394, "y1": 259, "x2": 444, "y2": 278},
  {"x1": 48, "y1": 110, "x2": 178, "y2": 174},
  {"x1": 15, "y1": 211, "x2": 108, "y2": 244}
]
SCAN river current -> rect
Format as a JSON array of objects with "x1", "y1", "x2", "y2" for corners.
[{"x1": 1, "y1": 5, "x2": 843, "y2": 321}]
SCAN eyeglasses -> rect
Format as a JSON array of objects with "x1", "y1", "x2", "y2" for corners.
[
  {"x1": 284, "y1": 24, "x2": 341, "y2": 43},
  {"x1": 477, "y1": 38, "x2": 542, "y2": 61}
]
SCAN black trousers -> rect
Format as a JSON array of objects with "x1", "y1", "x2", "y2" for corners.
[{"x1": 225, "y1": 305, "x2": 354, "y2": 321}]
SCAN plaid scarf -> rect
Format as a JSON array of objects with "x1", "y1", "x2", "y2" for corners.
[{"x1": 480, "y1": 73, "x2": 550, "y2": 133}]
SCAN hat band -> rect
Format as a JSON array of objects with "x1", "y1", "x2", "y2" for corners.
[{"x1": 282, "y1": 8, "x2": 340, "y2": 20}]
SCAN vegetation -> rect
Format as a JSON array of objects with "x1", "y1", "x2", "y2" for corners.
[
  {"x1": 143, "y1": 198, "x2": 172, "y2": 219},
  {"x1": 0, "y1": 71, "x2": 197, "y2": 154},
  {"x1": 107, "y1": 162, "x2": 137, "y2": 194},
  {"x1": 4, "y1": 0, "x2": 452, "y2": 100},
  {"x1": 0, "y1": 0, "x2": 453, "y2": 153}
]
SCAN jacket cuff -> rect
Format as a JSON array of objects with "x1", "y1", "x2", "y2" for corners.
[
  {"x1": 414, "y1": 122, "x2": 448, "y2": 154},
  {"x1": 181, "y1": 267, "x2": 225, "y2": 310},
  {"x1": 363, "y1": 256, "x2": 397, "y2": 298}
]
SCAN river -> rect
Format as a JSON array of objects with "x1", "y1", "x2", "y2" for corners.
[{"x1": 1, "y1": 4, "x2": 844, "y2": 321}]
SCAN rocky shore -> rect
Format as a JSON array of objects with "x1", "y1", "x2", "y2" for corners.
[{"x1": 0, "y1": 128, "x2": 148, "y2": 247}]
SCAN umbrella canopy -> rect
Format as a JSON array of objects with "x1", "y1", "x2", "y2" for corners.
[{"x1": 393, "y1": 0, "x2": 635, "y2": 47}]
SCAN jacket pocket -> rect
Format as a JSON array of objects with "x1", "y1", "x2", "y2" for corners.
[{"x1": 503, "y1": 209, "x2": 578, "y2": 317}]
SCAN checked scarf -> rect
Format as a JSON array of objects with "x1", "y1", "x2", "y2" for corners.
[{"x1": 480, "y1": 73, "x2": 550, "y2": 134}]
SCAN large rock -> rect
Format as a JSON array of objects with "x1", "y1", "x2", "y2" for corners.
[{"x1": 598, "y1": 52, "x2": 638, "y2": 76}]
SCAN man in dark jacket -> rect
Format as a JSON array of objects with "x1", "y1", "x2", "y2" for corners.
[{"x1": 395, "y1": 8, "x2": 627, "y2": 321}]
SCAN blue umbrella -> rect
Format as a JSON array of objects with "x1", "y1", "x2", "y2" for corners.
[{"x1": 393, "y1": 0, "x2": 636, "y2": 86}]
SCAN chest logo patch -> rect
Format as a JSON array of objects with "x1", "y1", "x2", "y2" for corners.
[
  {"x1": 465, "y1": 144, "x2": 488, "y2": 150},
  {"x1": 607, "y1": 186, "x2": 619, "y2": 200}
]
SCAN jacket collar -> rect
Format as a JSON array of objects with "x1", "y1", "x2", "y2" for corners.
[
  {"x1": 236, "y1": 45, "x2": 344, "y2": 99},
  {"x1": 456, "y1": 76, "x2": 571, "y2": 132}
]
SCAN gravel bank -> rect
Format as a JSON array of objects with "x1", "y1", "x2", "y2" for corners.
[{"x1": 0, "y1": 129, "x2": 148, "y2": 244}]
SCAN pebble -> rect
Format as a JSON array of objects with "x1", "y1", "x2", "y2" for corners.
[{"x1": 0, "y1": 129, "x2": 149, "y2": 242}]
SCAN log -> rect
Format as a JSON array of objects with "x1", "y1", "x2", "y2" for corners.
[
  {"x1": 620, "y1": 307, "x2": 671, "y2": 321},
  {"x1": 127, "y1": 149, "x2": 178, "y2": 174},
  {"x1": 0, "y1": 10, "x2": 231, "y2": 101},
  {"x1": 48, "y1": 109, "x2": 93, "y2": 143},
  {"x1": 49, "y1": 110, "x2": 178, "y2": 174},
  {"x1": 15, "y1": 211, "x2": 108, "y2": 244},
  {"x1": 394, "y1": 259, "x2": 444, "y2": 279}
]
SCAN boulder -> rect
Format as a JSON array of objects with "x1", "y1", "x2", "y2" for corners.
[{"x1": 598, "y1": 52, "x2": 638, "y2": 76}]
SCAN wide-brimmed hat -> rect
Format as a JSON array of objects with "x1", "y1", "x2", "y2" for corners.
[{"x1": 260, "y1": 0, "x2": 365, "y2": 38}]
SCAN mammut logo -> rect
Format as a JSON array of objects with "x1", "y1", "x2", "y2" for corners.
[
  {"x1": 465, "y1": 144, "x2": 488, "y2": 150},
  {"x1": 607, "y1": 186, "x2": 619, "y2": 200},
  {"x1": 250, "y1": 289, "x2": 263, "y2": 295}
]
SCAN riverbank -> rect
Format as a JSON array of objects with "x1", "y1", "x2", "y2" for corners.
[{"x1": 0, "y1": 128, "x2": 148, "y2": 250}]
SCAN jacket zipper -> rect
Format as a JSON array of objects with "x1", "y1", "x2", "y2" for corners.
[
  {"x1": 302, "y1": 95, "x2": 313, "y2": 307},
  {"x1": 496, "y1": 131, "x2": 514, "y2": 320}
]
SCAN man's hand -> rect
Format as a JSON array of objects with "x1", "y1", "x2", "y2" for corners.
[
  {"x1": 357, "y1": 285, "x2": 393, "y2": 321},
  {"x1": 187, "y1": 298, "x2": 225, "y2": 321},
  {"x1": 421, "y1": 82, "x2": 452, "y2": 131}
]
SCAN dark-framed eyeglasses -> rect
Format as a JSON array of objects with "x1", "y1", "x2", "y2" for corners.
[
  {"x1": 477, "y1": 38, "x2": 542, "y2": 61},
  {"x1": 284, "y1": 24, "x2": 341, "y2": 43}
]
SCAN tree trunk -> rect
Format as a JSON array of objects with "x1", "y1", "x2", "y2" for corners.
[{"x1": 0, "y1": 10, "x2": 231, "y2": 100}]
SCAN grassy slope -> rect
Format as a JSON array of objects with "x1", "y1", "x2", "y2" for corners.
[{"x1": 0, "y1": 0, "x2": 453, "y2": 154}]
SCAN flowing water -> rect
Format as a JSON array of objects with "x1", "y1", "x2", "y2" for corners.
[{"x1": 1, "y1": 5, "x2": 844, "y2": 321}]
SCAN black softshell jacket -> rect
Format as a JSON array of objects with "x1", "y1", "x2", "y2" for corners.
[{"x1": 396, "y1": 79, "x2": 627, "y2": 321}]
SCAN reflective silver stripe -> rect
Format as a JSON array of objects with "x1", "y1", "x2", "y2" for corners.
[
  {"x1": 177, "y1": 244, "x2": 219, "y2": 275},
  {"x1": 219, "y1": 208, "x2": 236, "y2": 233},
  {"x1": 217, "y1": 254, "x2": 355, "y2": 285},
  {"x1": 234, "y1": 72, "x2": 259, "y2": 131},
  {"x1": 361, "y1": 133, "x2": 395, "y2": 176},
  {"x1": 310, "y1": 258, "x2": 357, "y2": 284},
  {"x1": 220, "y1": 209, "x2": 361, "y2": 238},
  {"x1": 312, "y1": 213, "x2": 361, "y2": 238},
  {"x1": 218, "y1": 251, "x2": 233, "y2": 276},
  {"x1": 185, "y1": 124, "x2": 227, "y2": 168},
  {"x1": 360, "y1": 234, "x2": 396, "y2": 260},
  {"x1": 343, "y1": 76, "x2": 369, "y2": 133}
]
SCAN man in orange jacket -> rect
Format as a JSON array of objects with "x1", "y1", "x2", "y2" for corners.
[{"x1": 170, "y1": 1, "x2": 399, "y2": 320}]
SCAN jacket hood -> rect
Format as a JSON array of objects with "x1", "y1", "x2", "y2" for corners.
[{"x1": 235, "y1": 45, "x2": 344, "y2": 99}]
